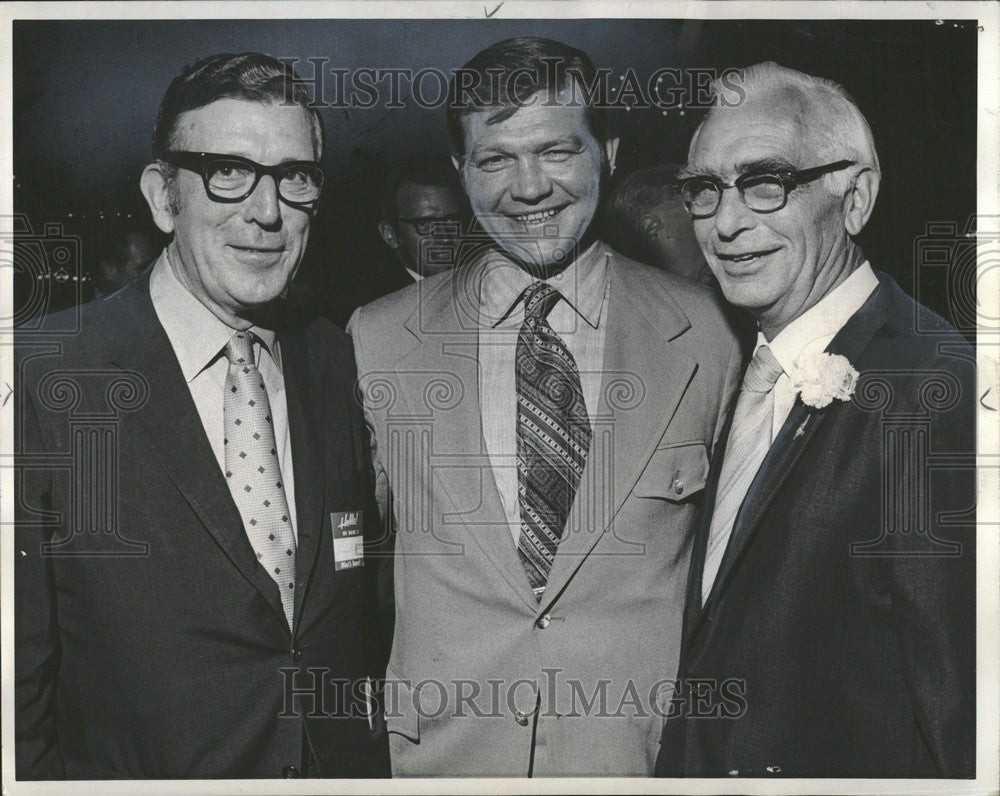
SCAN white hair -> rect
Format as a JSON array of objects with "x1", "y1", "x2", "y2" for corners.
[{"x1": 692, "y1": 61, "x2": 880, "y2": 195}]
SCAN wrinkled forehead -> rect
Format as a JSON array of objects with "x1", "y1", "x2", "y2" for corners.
[
  {"x1": 687, "y1": 91, "x2": 817, "y2": 177},
  {"x1": 460, "y1": 85, "x2": 597, "y2": 151},
  {"x1": 171, "y1": 98, "x2": 319, "y2": 160}
]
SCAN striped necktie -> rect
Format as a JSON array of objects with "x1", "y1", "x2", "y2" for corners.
[{"x1": 515, "y1": 282, "x2": 591, "y2": 600}]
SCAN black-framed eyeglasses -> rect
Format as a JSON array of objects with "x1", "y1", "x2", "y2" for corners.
[
  {"x1": 675, "y1": 160, "x2": 856, "y2": 219},
  {"x1": 162, "y1": 151, "x2": 324, "y2": 206},
  {"x1": 398, "y1": 215, "x2": 463, "y2": 235}
]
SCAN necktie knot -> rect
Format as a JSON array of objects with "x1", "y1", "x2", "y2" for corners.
[
  {"x1": 224, "y1": 332, "x2": 256, "y2": 368},
  {"x1": 523, "y1": 282, "x2": 561, "y2": 323},
  {"x1": 742, "y1": 344, "x2": 784, "y2": 393}
]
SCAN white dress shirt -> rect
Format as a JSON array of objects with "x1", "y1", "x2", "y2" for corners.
[
  {"x1": 149, "y1": 250, "x2": 299, "y2": 540},
  {"x1": 757, "y1": 262, "x2": 879, "y2": 441},
  {"x1": 477, "y1": 242, "x2": 611, "y2": 543}
]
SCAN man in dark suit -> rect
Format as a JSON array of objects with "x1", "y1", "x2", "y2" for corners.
[
  {"x1": 15, "y1": 52, "x2": 389, "y2": 779},
  {"x1": 656, "y1": 61, "x2": 976, "y2": 778}
]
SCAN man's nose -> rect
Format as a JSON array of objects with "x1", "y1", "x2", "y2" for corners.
[
  {"x1": 712, "y1": 185, "x2": 755, "y2": 240},
  {"x1": 510, "y1": 158, "x2": 553, "y2": 204},
  {"x1": 242, "y1": 174, "x2": 282, "y2": 227}
]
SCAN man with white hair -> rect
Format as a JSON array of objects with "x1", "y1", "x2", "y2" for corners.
[{"x1": 655, "y1": 62, "x2": 975, "y2": 778}]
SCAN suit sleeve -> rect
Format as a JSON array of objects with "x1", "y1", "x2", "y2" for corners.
[
  {"x1": 346, "y1": 307, "x2": 391, "y2": 527},
  {"x1": 345, "y1": 308, "x2": 395, "y2": 672},
  {"x1": 885, "y1": 351, "x2": 976, "y2": 777},
  {"x1": 14, "y1": 366, "x2": 66, "y2": 779}
]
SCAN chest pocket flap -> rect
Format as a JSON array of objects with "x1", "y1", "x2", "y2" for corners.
[{"x1": 632, "y1": 441, "x2": 709, "y2": 501}]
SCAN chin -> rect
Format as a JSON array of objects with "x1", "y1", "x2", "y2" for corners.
[
  {"x1": 239, "y1": 277, "x2": 291, "y2": 308},
  {"x1": 714, "y1": 278, "x2": 758, "y2": 310}
]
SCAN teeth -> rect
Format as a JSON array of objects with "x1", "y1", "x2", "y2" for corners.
[{"x1": 513, "y1": 208, "x2": 560, "y2": 223}]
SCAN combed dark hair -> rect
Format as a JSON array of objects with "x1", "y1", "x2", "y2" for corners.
[
  {"x1": 151, "y1": 52, "x2": 323, "y2": 161},
  {"x1": 602, "y1": 164, "x2": 683, "y2": 263},
  {"x1": 446, "y1": 37, "x2": 608, "y2": 157},
  {"x1": 379, "y1": 155, "x2": 464, "y2": 227}
]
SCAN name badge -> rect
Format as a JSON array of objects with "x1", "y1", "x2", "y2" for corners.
[{"x1": 331, "y1": 510, "x2": 364, "y2": 571}]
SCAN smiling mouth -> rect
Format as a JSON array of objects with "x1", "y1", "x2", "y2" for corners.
[
  {"x1": 230, "y1": 245, "x2": 284, "y2": 253},
  {"x1": 716, "y1": 247, "x2": 780, "y2": 265},
  {"x1": 510, "y1": 206, "x2": 565, "y2": 224}
]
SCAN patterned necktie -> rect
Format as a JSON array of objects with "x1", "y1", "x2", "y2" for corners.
[
  {"x1": 223, "y1": 331, "x2": 296, "y2": 628},
  {"x1": 701, "y1": 344, "x2": 784, "y2": 605},
  {"x1": 516, "y1": 282, "x2": 592, "y2": 600}
]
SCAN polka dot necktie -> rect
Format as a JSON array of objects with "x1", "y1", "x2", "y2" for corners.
[
  {"x1": 515, "y1": 282, "x2": 591, "y2": 601},
  {"x1": 223, "y1": 331, "x2": 296, "y2": 628}
]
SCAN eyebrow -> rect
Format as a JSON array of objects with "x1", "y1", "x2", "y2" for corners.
[
  {"x1": 679, "y1": 156, "x2": 798, "y2": 182},
  {"x1": 734, "y1": 156, "x2": 797, "y2": 174},
  {"x1": 469, "y1": 134, "x2": 585, "y2": 159}
]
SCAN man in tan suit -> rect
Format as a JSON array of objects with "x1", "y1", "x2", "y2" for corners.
[{"x1": 349, "y1": 37, "x2": 741, "y2": 776}]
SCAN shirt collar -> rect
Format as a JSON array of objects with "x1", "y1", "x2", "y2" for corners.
[
  {"x1": 149, "y1": 248, "x2": 279, "y2": 382},
  {"x1": 479, "y1": 240, "x2": 609, "y2": 330},
  {"x1": 758, "y1": 261, "x2": 879, "y2": 373}
]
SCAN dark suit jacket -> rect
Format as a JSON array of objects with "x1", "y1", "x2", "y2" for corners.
[
  {"x1": 656, "y1": 272, "x2": 976, "y2": 778},
  {"x1": 15, "y1": 268, "x2": 391, "y2": 779}
]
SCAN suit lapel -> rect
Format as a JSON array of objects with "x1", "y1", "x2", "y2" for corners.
[
  {"x1": 681, "y1": 385, "x2": 739, "y2": 647},
  {"x1": 699, "y1": 277, "x2": 895, "y2": 616},
  {"x1": 542, "y1": 253, "x2": 696, "y2": 606},
  {"x1": 397, "y1": 265, "x2": 537, "y2": 609},
  {"x1": 105, "y1": 272, "x2": 290, "y2": 631},
  {"x1": 278, "y1": 325, "x2": 325, "y2": 629}
]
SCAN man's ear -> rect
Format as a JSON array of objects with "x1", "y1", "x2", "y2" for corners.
[
  {"x1": 639, "y1": 215, "x2": 660, "y2": 240},
  {"x1": 378, "y1": 221, "x2": 398, "y2": 250},
  {"x1": 844, "y1": 167, "x2": 880, "y2": 236},
  {"x1": 603, "y1": 137, "x2": 621, "y2": 177},
  {"x1": 140, "y1": 163, "x2": 176, "y2": 235}
]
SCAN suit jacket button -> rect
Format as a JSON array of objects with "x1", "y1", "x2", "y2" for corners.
[
  {"x1": 291, "y1": 647, "x2": 303, "y2": 662},
  {"x1": 282, "y1": 765, "x2": 300, "y2": 778},
  {"x1": 672, "y1": 477, "x2": 684, "y2": 495},
  {"x1": 514, "y1": 710, "x2": 530, "y2": 726},
  {"x1": 536, "y1": 614, "x2": 550, "y2": 629}
]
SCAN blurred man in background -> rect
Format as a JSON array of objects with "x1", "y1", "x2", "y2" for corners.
[
  {"x1": 91, "y1": 226, "x2": 159, "y2": 299},
  {"x1": 603, "y1": 164, "x2": 712, "y2": 284},
  {"x1": 377, "y1": 155, "x2": 467, "y2": 286}
]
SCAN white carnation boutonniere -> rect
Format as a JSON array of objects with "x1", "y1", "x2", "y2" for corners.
[{"x1": 789, "y1": 352, "x2": 860, "y2": 410}]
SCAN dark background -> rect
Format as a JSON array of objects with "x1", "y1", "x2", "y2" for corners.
[{"x1": 12, "y1": 18, "x2": 978, "y2": 329}]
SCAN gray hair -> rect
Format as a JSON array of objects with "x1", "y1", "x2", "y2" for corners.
[{"x1": 692, "y1": 61, "x2": 880, "y2": 195}]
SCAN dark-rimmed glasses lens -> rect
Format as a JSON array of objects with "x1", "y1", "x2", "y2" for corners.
[
  {"x1": 163, "y1": 151, "x2": 324, "y2": 206},
  {"x1": 676, "y1": 160, "x2": 856, "y2": 219}
]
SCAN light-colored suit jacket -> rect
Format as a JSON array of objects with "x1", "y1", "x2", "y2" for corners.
[{"x1": 349, "y1": 248, "x2": 741, "y2": 776}]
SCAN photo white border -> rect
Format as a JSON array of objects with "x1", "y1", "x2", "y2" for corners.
[{"x1": 1, "y1": 2, "x2": 996, "y2": 794}]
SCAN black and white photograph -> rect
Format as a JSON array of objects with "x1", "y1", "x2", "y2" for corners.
[{"x1": 1, "y1": 2, "x2": 997, "y2": 793}]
